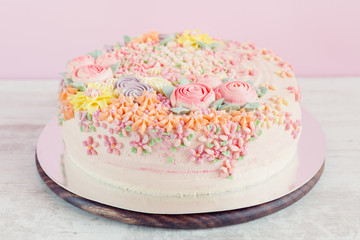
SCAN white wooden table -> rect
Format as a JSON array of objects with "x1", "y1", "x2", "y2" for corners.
[{"x1": 0, "y1": 78, "x2": 359, "y2": 240}]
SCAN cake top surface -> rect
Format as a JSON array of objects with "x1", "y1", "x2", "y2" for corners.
[{"x1": 59, "y1": 30, "x2": 302, "y2": 178}]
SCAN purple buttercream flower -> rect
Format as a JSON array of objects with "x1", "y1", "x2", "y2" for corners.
[
  {"x1": 115, "y1": 76, "x2": 154, "y2": 97},
  {"x1": 115, "y1": 76, "x2": 141, "y2": 89}
]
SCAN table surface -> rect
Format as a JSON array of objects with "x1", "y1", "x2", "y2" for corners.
[{"x1": 0, "y1": 78, "x2": 359, "y2": 240}]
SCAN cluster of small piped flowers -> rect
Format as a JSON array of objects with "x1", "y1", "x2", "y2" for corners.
[
  {"x1": 58, "y1": 30, "x2": 301, "y2": 179},
  {"x1": 66, "y1": 88, "x2": 265, "y2": 178}
]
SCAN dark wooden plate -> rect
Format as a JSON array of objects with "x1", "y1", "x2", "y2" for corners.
[{"x1": 36, "y1": 154, "x2": 324, "y2": 229}]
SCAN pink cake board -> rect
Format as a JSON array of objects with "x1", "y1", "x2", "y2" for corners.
[{"x1": 36, "y1": 107, "x2": 326, "y2": 214}]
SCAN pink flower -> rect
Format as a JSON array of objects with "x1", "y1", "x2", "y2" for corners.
[
  {"x1": 103, "y1": 135, "x2": 123, "y2": 155},
  {"x1": 214, "y1": 81, "x2": 257, "y2": 106},
  {"x1": 189, "y1": 144, "x2": 205, "y2": 163},
  {"x1": 66, "y1": 55, "x2": 95, "y2": 76},
  {"x1": 220, "y1": 160, "x2": 234, "y2": 178},
  {"x1": 196, "y1": 75, "x2": 222, "y2": 89},
  {"x1": 82, "y1": 136, "x2": 99, "y2": 155},
  {"x1": 72, "y1": 64, "x2": 113, "y2": 84},
  {"x1": 114, "y1": 116, "x2": 133, "y2": 137},
  {"x1": 171, "y1": 124, "x2": 191, "y2": 147},
  {"x1": 170, "y1": 83, "x2": 215, "y2": 110},
  {"x1": 130, "y1": 133, "x2": 152, "y2": 154},
  {"x1": 96, "y1": 53, "x2": 118, "y2": 68}
]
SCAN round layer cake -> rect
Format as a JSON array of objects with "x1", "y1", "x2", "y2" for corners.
[{"x1": 59, "y1": 30, "x2": 302, "y2": 199}]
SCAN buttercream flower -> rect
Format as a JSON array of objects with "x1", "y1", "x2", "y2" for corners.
[
  {"x1": 132, "y1": 114, "x2": 156, "y2": 134},
  {"x1": 196, "y1": 75, "x2": 222, "y2": 89},
  {"x1": 132, "y1": 31, "x2": 159, "y2": 44},
  {"x1": 66, "y1": 55, "x2": 95, "y2": 76},
  {"x1": 214, "y1": 81, "x2": 257, "y2": 106},
  {"x1": 220, "y1": 160, "x2": 235, "y2": 178},
  {"x1": 103, "y1": 136, "x2": 123, "y2": 155},
  {"x1": 72, "y1": 64, "x2": 113, "y2": 84},
  {"x1": 176, "y1": 30, "x2": 220, "y2": 49},
  {"x1": 189, "y1": 144, "x2": 206, "y2": 163},
  {"x1": 115, "y1": 76, "x2": 154, "y2": 97},
  {"x1": 96, "y1": 53, "x2": 118, "y2": 68},
  {"x1": 130, "y1": 133, "x2": 152, "y2": 155},
  {"x1": 82, "y1": 136, "x2": 99, "y2": 156},
  {"x1": 140, "y1": 76, "x2": 172, "y2": 94},
  {"x1": 170, "y1": 83, "x2": 215, "y2": 110},
  {"x1": 70, "y1": 83, "x2": 114, "y2": 114},
  {"x1": 115, "y1": 76, "x2": 141, "y2": 89},
  {"x1": 59, "y1": 86, "x2": 78, "y2": 120},
  {"x1": 93, "y1": 78, "x2": 115, "y2": 91},
  {"x1": 182, "y1": 111, "x2": 209, "y2": 131},
  {"x1": 136, "y1": 91, "x2": 160, "y2": 110}
]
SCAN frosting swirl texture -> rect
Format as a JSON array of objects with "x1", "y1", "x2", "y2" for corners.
[
  {"x1": 170, "y1": 83, "x2": 215, "y2": 110},
  {"x1": 214, "y1": 81, "x2": 257, "y2": 106},
  {"x1": 72, "y1": 64, "x2": 113, "y2": 84},
  {"x1": 66, "y1": 55, "x2": 95, "y2": 76},
  {"x1": 115, "y1": 76, "x2": 153, "y2": 97}
]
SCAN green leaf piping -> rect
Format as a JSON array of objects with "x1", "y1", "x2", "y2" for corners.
[
  {"x1": 110, "y1": 62, "x2": 121, "y2": 74},
  {"x1": 210, "y1": 98, "x2": 224, "y2": 110},
  {"x1": 123, "y1": 35, "x2": 131, "y2": 44},
  {"x1": 86, "y1": 49, "x2": 104, "y2": 59},
  {"x1": 178, "y1": 78, "x2": 191, "y2": 85},
  {"x1": 70, "y1": 82, "x2": 86, "y2": 92},
  {"x1": 162, "y1": 85, "x2": 175, "y2": 98},
  {"x1": 170, "y1": 106, "x2": 191, "y2": 115}
]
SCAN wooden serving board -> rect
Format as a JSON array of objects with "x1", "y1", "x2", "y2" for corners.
[{"x1": 36, "y1": 155, "x2": 324, "y2": 229}]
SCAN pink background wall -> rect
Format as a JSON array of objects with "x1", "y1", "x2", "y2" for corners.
[{"x1": 0, "y1": 0, "x2": 359, "y2": 79}]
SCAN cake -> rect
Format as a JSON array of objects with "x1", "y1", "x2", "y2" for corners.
[{"x1": 58, "y1": 30, "x2": 302, "y2": 209}]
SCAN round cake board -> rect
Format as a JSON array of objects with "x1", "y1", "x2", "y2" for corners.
[
  {"x1": 36, "y1": 157, "x2": 324, "y2": 229},
  {"x1": 36, "y1": 108, "x2": 326, "y2": 228}
]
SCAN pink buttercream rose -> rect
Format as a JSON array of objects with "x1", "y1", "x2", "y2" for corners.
[
  {"x1": 214, "y1": 81, "x2": 257, "y2": 106},
  {"x1": 72, "y1": 64, "x2": 113, "y2": 84},
  {"x1": 95, "y1": 53, "x2": 118, "y2": 68},
  {"x1": 196, "y1": 75, "x2": 222, "y2": 89},
  {"x1": 66, "y1": 55, "x2": 95, "y2": 76},
  {"x1": 170, "y1": 83, "x2": 215, "y2": 110}
]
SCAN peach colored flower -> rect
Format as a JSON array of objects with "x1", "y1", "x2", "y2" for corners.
[
  {"x1": 146, "y1": 105, "x2": 171, "y2": 125},
  {"x1": 132, "y1": 113, "x2": 156, "y2": 135},
  {"x1": 98, "y1": 104, "x2": 120, "y2": 123},
  {"x1": 59, "y1": 86, "x2": 78, "y2": 120},
  {"x1": 136, "y1": 90, "x2": 160, "y2": 110},
  {"x1": 157, "y1": 113, "x2": 181, "y2": 132},
  {"x1": 115, "y1": 94, "x2": 134, "y2": 105},
  {"x1": 203, "y1": 108, "x2": 231, "y2": 125},
  {"x1": 132, "y1": 31, "x2": 159, "y2": 44},
  {"x1": 123, "y1": 104, "x2": 146, "y2": 122},
  {"x1": 231, "y1": 110, "x2": 255, "y2": 130},
  {"x1": 182, "y1": 111, "x2": 209, "y2": 131}
]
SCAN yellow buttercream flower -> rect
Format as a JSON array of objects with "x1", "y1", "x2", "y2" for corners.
[
  {"x1": 140, "y1": 76, "x2": 172, "y2": 94},
  {"x1": 176, "y1": 30, "x2": 220, "y2": 49},
  {"x1": 69, "y1": 83, "x2": 115, "y2": 114}
]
